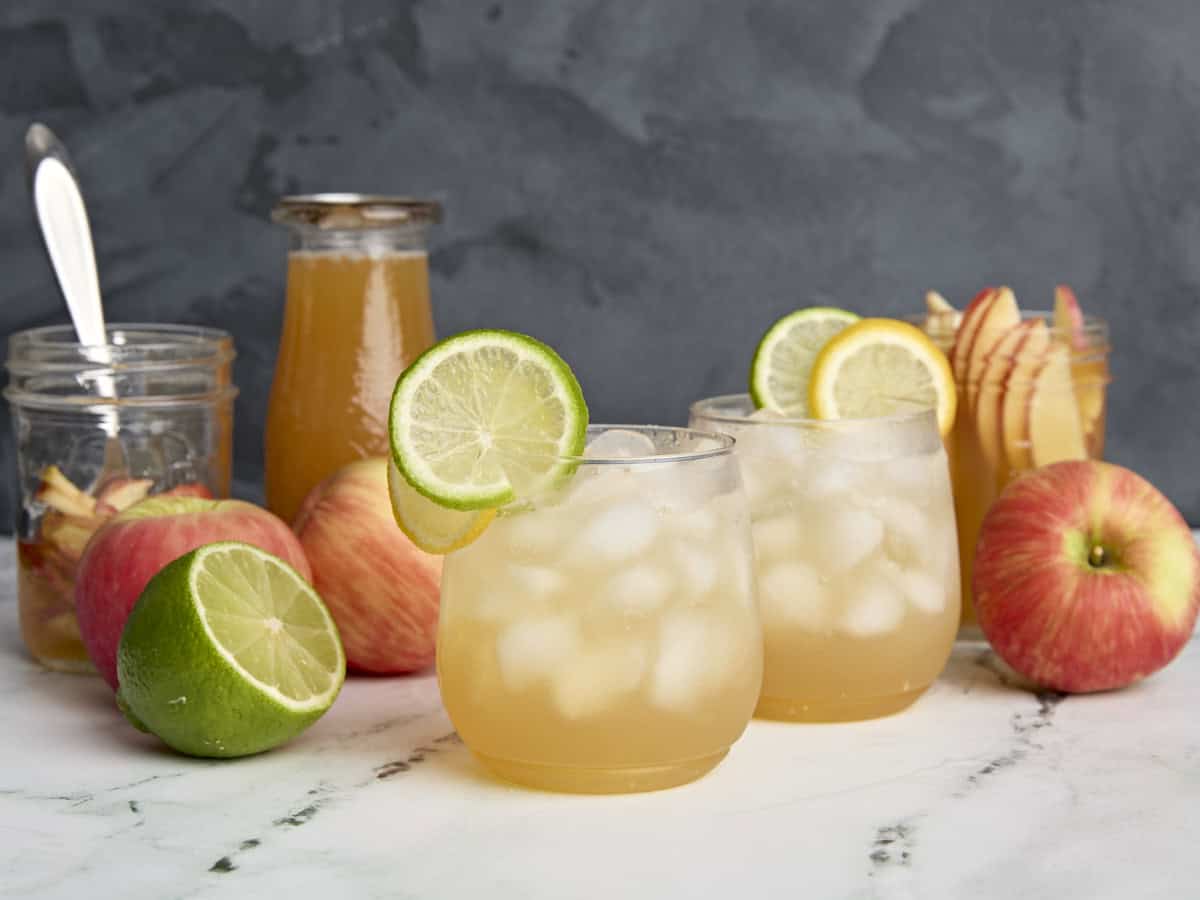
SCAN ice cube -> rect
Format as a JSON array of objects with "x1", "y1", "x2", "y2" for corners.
[
  {"x1": 604, "y1": 563, "x2": 674, "y2": 615},
  {"x1": 571, "y1": 499, "x2": 660, "y2": 564},
  {"x1": 501, "y1": 508, "x2": 566, "y2": 558},
  {"x1": 877, "y1": 499, "x2": 929, "y2": 566},
  {"x1": 747, "y1": 407, "x2": 785, "y2": 421},
  {"x1": 476, "y1": 566, "x2": 565, "y2": 621},
  {"x1": 740, "y1": 460, "x2": 790, "y2": 511},
  {"x1": 896, "y1": 567, "x2": 947, "y2": 615},
  {"x1": 649, "y1": 612, "x2": 736, "y2": 712},
  {"x1": 737, "y1": 415, "x2": 808, "y2": 460},
  {"x1": 759, "y1": 561, "x2": 832, "y2": 631},
  {"x1": 803, "y1": 506, "x2": 884, "y2": 573},
  {"x1": 804, "y1": 456, "x2": 862, "y2": 499},
  {"x1": 635, "y1": 461, "x2": 694, "y2": 513},
  {"x1": 672, "y1": 541, "x2": 718, "y2": 597},
  {"x1": 507, "y1": 564, "x2": 567, "y2": 598},
  {"x1": 670, "y1": 504, "x2": 720, "y2": 540},
  {"x1": 563, "y1": 466, "x2": 641, "y2": 508},
  {"x1": 727, "y1": 537, "x2": 757, "y2": 609},
  {"x1": 584, "y1": 429, "x2": 657, "y2": 459},
  {"x1": 839, "y1": 573, "x2": 905, "y2": 637},
  {"x1": 495, "y1": 617, "x2": 579, "y2": 691},
  {"x1": 751, "y1": 514, "x2": 802, "y2": 564},
  {"x1": 552, "y1": 642, "x2": 648, "y2": 719},
  {"x1": 883, "y1": 451, "x2": 945, "y2": 501}
]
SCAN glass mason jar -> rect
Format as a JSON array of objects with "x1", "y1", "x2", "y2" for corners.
[
  {"x1": 921, "y1": 313, "x2": 1110, "y2": 631},
  {"x1": 690, "y1": 396, "x2": 960, "y2": 722},
  {"x1": 266, "y1": 194, "x2": 441, "y2": 524},
  {"x1": 4, "y1": 324, "x2": 236, "y2": 672},
  {"x1": 437, "y1": 425, "x2": 763, "y2": 794}
]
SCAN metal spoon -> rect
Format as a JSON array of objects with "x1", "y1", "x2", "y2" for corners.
[{"x1": 26, "y1": 122, "x2": 127, "y2": 484}]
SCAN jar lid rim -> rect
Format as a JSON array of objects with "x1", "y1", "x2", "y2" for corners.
[{"x1": 272, "y1": 194, "x2": 442, "y2": 228}]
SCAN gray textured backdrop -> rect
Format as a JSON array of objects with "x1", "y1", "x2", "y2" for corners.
[{"x1": 1, "y1": 0, "x2": 1198, "y2": 525}]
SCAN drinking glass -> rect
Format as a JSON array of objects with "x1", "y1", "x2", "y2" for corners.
[
  {"x1": 437, "y1": 425, "x2": 762, "y2": 793},
  {"x1": 690, "y1": 396, "x2": 959, "y2": 721}
]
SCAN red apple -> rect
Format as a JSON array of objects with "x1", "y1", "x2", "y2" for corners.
[
  {"x1": 974, "y1": 460, "x2": 1200, "y2": 692},
  {"x1": 76, "y1": 497, "x2": 311, "y2": 690},
  {"x1": 293, "y1": 458, "x2": 442, "y2": 675}
]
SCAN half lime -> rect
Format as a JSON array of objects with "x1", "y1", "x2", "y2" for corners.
[{"x1": 116, "y1": 541, "x2": 345, "y2": 758}]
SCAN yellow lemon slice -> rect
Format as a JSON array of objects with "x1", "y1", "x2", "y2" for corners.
[
  {"x1": 808, "y1": 318, "x2": 957, "y2": 436},
  {"x1": 386, "y1": 456, "x2": 496, "y2": 554}
]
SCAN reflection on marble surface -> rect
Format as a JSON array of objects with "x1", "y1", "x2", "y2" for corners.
[{"x1": 1, "y1": 538, "x2": 1198, "y2": 899}]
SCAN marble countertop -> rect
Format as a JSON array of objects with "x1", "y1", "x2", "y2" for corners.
[{"x1": 2, "y1": 537, "x2": 1198, "y2": 900}]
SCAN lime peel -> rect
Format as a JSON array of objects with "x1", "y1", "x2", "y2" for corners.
[
  {"x1": 750, "y1": 307, "x2": 860, "y2": 415},
  {"x1": 388, "y1": 329, "x2": 589, "y2": 513},
  {"x1": 116, "y1": 541, "x2": 345, "y2": 758}
]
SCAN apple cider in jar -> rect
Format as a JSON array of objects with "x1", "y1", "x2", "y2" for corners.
[
  {"x1": 920, "y1": 287, "x2": 1110, "y2": 631},
  {"x1": 266, "y1": 196, "x2": 440, "y2": 523}
]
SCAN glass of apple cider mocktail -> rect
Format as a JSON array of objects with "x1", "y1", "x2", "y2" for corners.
[
  {"x1": 690, "y1": 396, "x2": 960, "y2": 721},
  {"x1": 436, "y1": 426, "x2": 762, "y2": 793}
]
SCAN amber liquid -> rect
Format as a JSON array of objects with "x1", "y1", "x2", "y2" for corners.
[
  {"x1": 265, "y1": 251, "x2": 435, "y2": 523},
  {"x1": 17, "y1": 540, "x2": 93, "y2": 673},
  {"x1": 438, "y1": 490, "x2": 762, "y2": 793},
  {"x1": 944, "y1": 350, "x2": 1108, "y2": 628}
]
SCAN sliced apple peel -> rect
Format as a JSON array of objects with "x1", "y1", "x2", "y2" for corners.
[
  {"x1": 975, "y1": 321, "x2": 1032, "y2": 480},
  {"x1": 36, "y1": 465, "x2": 97, "y2": 517},
  {"x1": 1001, "y1": 320, "x2": 1051, "y2": 472},
  {"x1": 963, "y1": 287, "x2": 1020, "y2": 417},
  {"x1": 1028, "y1": 345, "x2": 1088, "y2": 467}
]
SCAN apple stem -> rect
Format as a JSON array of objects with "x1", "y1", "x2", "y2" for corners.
[{"x1": 1088, "y1": 544, "x2": 1107, "y2": 568}]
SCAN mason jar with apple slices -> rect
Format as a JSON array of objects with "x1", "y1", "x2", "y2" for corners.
[
  {"x1": 922, "y1": 300, "x2": 1110, "y2": 633},
  {"x1": 4, "y1": 324, "x2": 236, "y2": 672}
]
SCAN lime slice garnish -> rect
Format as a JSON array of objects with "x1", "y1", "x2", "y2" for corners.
[
  {"x1": 750, "y1": 307, "x2": 860, "y2": 415},
  {"x1": 116, "y1": 541, "x2": 345, "y2": 758},
  {"x1": 807, "y1": 318, "x2": 957, "y2": 436},
  {"x1": 387, "y1": 455, "x2": 496, "y2": 554},
  {"x1": 389, "y1": 329, "x2": 588, "y2": 511}
]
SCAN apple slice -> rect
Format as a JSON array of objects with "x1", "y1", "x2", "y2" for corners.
[
  {"x1": 976, "y1": 320, "x2": 1037, "y2": 479},
  {"x1": 1053, "y1": 284, "x2": 1086, "y2": 351},
  {"x1": 1001, "y1": 319, "x2": 1051, "y2": 471},
  {"x1": 924, "y1": 290, "x2": 961, "y2": 335},
  {"x1": 41, "y1": 511, "x2": 104, "y2": 564},
  {"x1": 964, "y1": 287, "x2": 1020, "y2": 415},
  {"x1": 949, "y1": 287, "x2": 999, "y2": 381},
  {"x1": 1054, "y1": 284, "x2": 1106, "y2": 446},
  {"x1": 1028, "y1": 345, "x2": 1088, "y2": 467},
  {"x1": 35, "y1": 466, "x2": 96, "y2": 517},
  {"x1": 95, "y1": 477, "x2": 154, "y2": 516}
]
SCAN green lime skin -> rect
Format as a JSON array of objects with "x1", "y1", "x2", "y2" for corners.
[{"x1": 116, "y1": 546, "x2": 345, "y2": 759}]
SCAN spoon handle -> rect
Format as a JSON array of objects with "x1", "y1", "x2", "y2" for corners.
[{"x1": 32, "y1": 157, "x2": 107, "y2": 348}]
